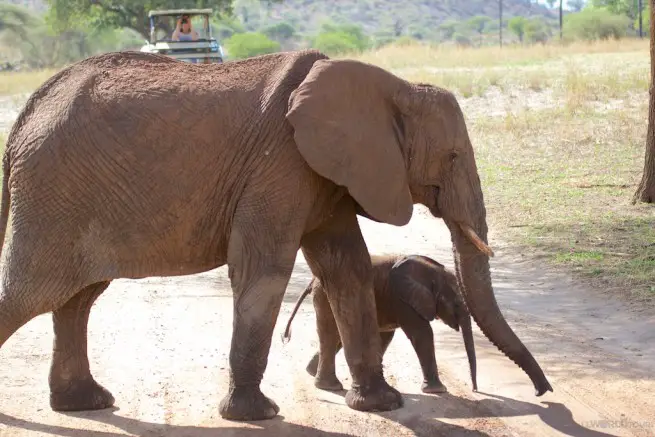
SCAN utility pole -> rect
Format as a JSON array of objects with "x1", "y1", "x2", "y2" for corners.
[
  {"x1": 498, "y1": 0, "x2": 503, "y2": 47},
  {"x1": 639, "y1": 0, "x2": 643, "y2": 38},
  {"x1": 559, "y1": 0, "x2": 563, "y2": 40}
]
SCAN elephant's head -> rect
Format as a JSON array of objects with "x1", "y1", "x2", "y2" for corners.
[
  {"x1": 389, "y1": 255, "x2": 477, "y2": 391},
  {"x1": 286, "y1": 56, "x2": 552, "y2": 396}
]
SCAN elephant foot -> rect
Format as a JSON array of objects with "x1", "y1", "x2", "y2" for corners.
[
  {"x1": 421, "y1": 380, "x2": 448, "y2": 394},
  {"x1": 314, "y1": 375, "x2": 344, "y2": 391},
  {"x1": 50, "y1": 378, "x2": 115, "y2": 412},
  {"x1": 345, "y1": 375, "x2": 403, "y2": 412},
  {"x1": 219, "y1": 386, "x2": 279, "y2": 421}
]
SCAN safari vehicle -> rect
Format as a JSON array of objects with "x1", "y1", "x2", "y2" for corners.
[{"x1": 140, "y1": 9, "x2": 225, "y2": 64}]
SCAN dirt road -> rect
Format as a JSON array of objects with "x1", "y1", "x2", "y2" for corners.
[{"x1": 0, "y1": 205, "x2": 652, "y2": 437}]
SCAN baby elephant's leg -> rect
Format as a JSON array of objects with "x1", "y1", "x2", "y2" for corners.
[
  {"x1": 379, "y1": 331, "x2": 395, "y2": 355},
  {"x1": 396, "y1": 306, "x2": 447, "y2": 394},
  {"x1": 307, "y1": 288, "x2": 344, "y2": 391}
]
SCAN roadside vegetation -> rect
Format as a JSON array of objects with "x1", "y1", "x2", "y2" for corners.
[{"x1": 0, "y1": 68, "x2": 57, "y2": 96}]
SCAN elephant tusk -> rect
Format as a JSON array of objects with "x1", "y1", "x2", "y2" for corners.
[{"x1": 459, "y1": 223, "x2": 494, "y2": 257}]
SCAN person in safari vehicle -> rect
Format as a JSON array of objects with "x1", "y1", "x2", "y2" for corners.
[{"x1": 172, "y1": 14, "x2": 199, "y2": 41}]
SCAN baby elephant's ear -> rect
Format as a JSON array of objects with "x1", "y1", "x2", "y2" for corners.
[{"x1": 389, "y1": 259, "x2": 437, "y2": 321}]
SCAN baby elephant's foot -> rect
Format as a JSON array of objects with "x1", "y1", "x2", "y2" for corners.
[
  {"x1": 346, "y1": 374, "x2": 403, "y2": 412},
  {"x1": 314, "y1": 374, "x2": 343, "y2": 391},
  {"x1": 50, "y1": 378, "x2": 115, "y2": 411},
  {"x1": 421, "y1": 379, "x2": 448, "y2": 394},
  {"x1": 219, "y1": 385, "x2": 279, "y2": 421},
  {"x1": 305, "y1": 354, "x2": 319, "y2": 377}
]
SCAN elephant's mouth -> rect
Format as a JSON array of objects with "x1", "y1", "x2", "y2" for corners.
[
  {"x1": 429, "y1": 185, "x2": 494, "y2": 257},
  {"x1": 428, "y1": 185, "x2": 442, "y2": 217}
]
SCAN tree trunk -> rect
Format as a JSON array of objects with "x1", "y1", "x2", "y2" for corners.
[
  {"x1": 633, "y1": 0, "x2": 655, "y2": 204},
  {"x1": 499, "y1": 0, "x2": 503, "y2": 47}
]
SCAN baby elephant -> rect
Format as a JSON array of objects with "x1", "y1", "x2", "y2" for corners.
[{"x1": 283, "y1": 254, "x2": 477, "y2": 394}]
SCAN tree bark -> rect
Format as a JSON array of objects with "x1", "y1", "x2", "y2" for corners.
[{"x1": 633, "y1": 0, "x2": 655, "y2": 204}]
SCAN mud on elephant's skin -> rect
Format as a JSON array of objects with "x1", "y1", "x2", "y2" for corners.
[
  {"x1": 0, "y1": 49, "x2": 551, "y2": 422},
  {"x1": 283, "y1": 254, "x2": 478, "y2": 395}
]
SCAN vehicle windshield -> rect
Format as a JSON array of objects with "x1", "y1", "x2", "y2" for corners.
[{"x1": 152, "y1": 14, "x2": 210, "y2": 42}]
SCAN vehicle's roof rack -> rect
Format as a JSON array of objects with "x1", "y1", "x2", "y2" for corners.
[{"x1": 148, "y1": 9, "x2": 213, "y2": 17}]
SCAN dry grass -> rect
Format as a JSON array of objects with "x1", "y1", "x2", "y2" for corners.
[
  {"x1": 365, "y1": 45, "x2": 649, "y2": 102},
  {"x1": 474, "y1": 105, "x2": 654, "y2": 299},
  {"x1": 355, "y1": 38, "x2": 648, "y2": 70},
  {"x1": 355, "y1": 39, "x2": 654, "y2": 300},
  {"x1": 0, "y1": 69, "x2": 58, "y2": 97}
]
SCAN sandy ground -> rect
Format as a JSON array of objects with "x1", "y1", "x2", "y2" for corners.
[{"x1": 0, "y1": 206, "x2": 653, "y2": 437}]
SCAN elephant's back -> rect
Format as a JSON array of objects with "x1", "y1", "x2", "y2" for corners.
[
  {"x1": 5, "y1": 49, "x2": 328, "y2": 164},
  {"x1": 2, "y1": 50, "x2": 330, "y2": 281}
]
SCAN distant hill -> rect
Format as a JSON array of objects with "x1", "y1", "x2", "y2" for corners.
[
  {"x1": 233, "y1": 0, "x2": 558, "y2": 42},
  {"x1": 6, "y1": 0, "x2": 558, "y2": 42}
]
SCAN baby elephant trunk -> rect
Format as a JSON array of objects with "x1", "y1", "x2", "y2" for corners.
[{"x1": 459, "y1": 312, "x2": 478, "y2": 391}]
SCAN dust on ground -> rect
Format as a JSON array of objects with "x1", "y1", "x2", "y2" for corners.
[{"x1": 0, "y1": 207, "x2": 653, "y2": 437}]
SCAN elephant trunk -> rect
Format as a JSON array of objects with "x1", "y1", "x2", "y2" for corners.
[
  {"x1": 446, "y1": 219, "x2": 552, "y2": 396},
  {"x1": 458, "y1": 312, "x2": 477, "y2": 391}
]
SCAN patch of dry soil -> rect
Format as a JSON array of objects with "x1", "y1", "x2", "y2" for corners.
[{"x1": 0, "y1": 206, "x2": 654, "y2": 437}]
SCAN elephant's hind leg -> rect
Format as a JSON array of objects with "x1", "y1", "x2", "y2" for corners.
[
  {"x1": 49, "y1": 281, "x2": 114, "y2": 412},
  {"x1": 379, "y1": 331, "x2": 395, "y2": 355},
  {"x1": 0, "y1": 258, "x2": 77, "y2": 349}
]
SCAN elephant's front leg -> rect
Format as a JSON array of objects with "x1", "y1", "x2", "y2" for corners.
[
  {"x1": 396, "y1": 304, "x2": 446, "y2": 394},
  {"x1": 49, "y1": 282, "x2": 115, "y2": 411},
  {"x1": 218, "y1": 213, "x2": 302, "y2": 421},
  {"x1": 301, "y1": 198, "x2": 403, "y2": 412},
  {"x1": 306, "y1": 288, "x2": 344, "y2": 391}
]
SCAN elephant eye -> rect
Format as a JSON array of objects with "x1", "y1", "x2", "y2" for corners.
[{"x1": 449, "y1": 152, "x2": 458, "y2": 162}]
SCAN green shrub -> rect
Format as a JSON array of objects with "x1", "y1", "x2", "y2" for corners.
[
  {"x1": 453, "y1": 33, "x2": 472, "y2": 47},
  {"x1": 508, "y1": 16, "x2": 527, "y2": 42},
  {"x1": 394, "y1": 35, "x2": 420, "y2": 46},
  {"x1": 224, "y1": 32, "x2": 280, "y2": 59},
  {"x1": 525, "y1": 17, "x2": 550, "y2": 43},
  {"x1": 310, "y1": 23, "x2": 370, "y2": 56},
  {"x1": 261, "y1": 22, "x2": 296, "y2": 42},
  {"x1": 564, "y1": 8, "x2": 631, "y2": 41},
  {"x1": 438, "y1": 19, "x2": 459, "y2": 41},
  {"x1": 633, "y1": 3, "x2": 650, "y2": 36},
  {"x1": 311, "y1": 31, "x2": 359, "y2": 55},
  {"x1": 211, "y1": 16, "x2": 246, "y2": 41}
]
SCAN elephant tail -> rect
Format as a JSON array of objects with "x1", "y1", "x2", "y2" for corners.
[
  {"x1": 281, "y1": 280, "x2": 314, "y2": 345},
  {"x1": 0, "y1": 155, "x2": 10, "y2": 258}
]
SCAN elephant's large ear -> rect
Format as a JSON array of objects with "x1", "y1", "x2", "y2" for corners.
[
  {"x1": 389, "y1": 258, "x2": 437, "y2": 321},
  {"x1": 286, "y1": 59, "x2": 413, "y2": 226}
]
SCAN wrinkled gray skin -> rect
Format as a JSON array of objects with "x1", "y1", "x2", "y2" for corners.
[
  {"x1": 283, "y1": 254, "x2": 478, "y2": 394},
  {"x1": 0, "y1": 49, "x2": 551, "y2": 422}
]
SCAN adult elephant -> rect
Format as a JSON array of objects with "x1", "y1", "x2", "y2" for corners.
[{"x1": 0, "y1": 50, "x2": 551, "y2": 422}]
